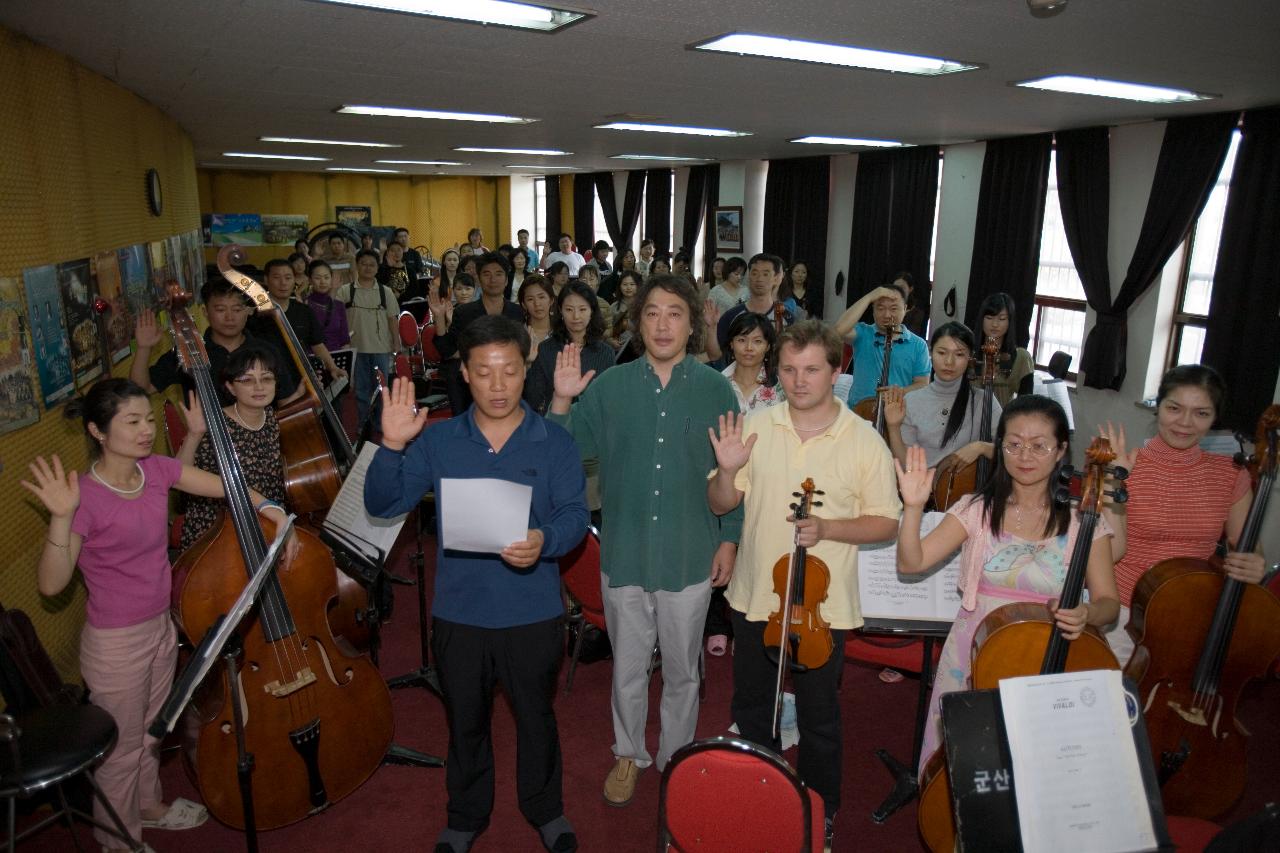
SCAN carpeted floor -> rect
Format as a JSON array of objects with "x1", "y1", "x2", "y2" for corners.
[{"x1": 16, "y1": 515, "x2": 1280, "y2": 852}]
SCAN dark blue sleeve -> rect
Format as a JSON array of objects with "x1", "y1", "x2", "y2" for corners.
[
  {"x1": 535, "y1": 427, "x2": 589, "y2": 559},
  {"x1": 364, "y1": 440, "x2": 434, "y2": 518}
]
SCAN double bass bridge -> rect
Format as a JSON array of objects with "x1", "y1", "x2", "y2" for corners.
[{"x1": 263, "y1": 666, "x2": 317, "y2": 698}]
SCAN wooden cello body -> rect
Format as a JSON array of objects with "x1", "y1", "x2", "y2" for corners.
[
  {"x1": 853, "y1": 324, "x2": 899, "y2": 438},
  {"x1": 932, "y1": 336, "x2": 1000, "y2": 511},
  {"x1": 1124, "y1": 405, "x2": 1280, "y2": 818},
  {"x1": 165, "y1": 285, "x2": 393, "y2": 830},
  {"x1": 917, "y1": 437, "x2": 1125, "y2": 852}
]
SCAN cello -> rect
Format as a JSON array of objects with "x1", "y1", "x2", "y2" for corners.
[
  {"x1": 1125, "y1": 405, "x2": 1280, "y2": 818},
  {"x1": 166, "y1": 285, "x2": 393, "y2": 829},
  {"x1": 216, "y1": 246, "x2": 370, "y2": 650},
  {"x1": 917, "y1": 437, "x2": 1126, "y2": 852},
  {"x1": 763, "y1": 478, "x2": 834, "y2": 739},
  {"x1": 932, "y1": 336, "x2": 999, "y2": 510},
  {"x1": 853, "y1": 324, "x2": 900, "y2": 438}
]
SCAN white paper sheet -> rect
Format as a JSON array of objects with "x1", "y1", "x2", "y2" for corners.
[
  {"x1": 323, "y1": 442, "x2": 406, "y2": 563},
  {"x1": 857, "y1": 511, "x2": 963, "y2": 622},
  {"x1": 999, "y1": 670, "x2": 1157, "y2": 853},
  {"x1": 439, "y1": 477, "x2": 533, "y2": 554}
]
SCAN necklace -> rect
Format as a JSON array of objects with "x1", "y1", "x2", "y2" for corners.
[
  {"x1": 234, "y1": 403, "x2": 267, "y2": 432},
  {"x1": 794, "y1": 412, "x2": 840, "y2": 433},
  {"x1": 90, "y1": 461, "x2": 145, "y2": 495},
  {"x1": 1008, "y1": 496, "x2": 1049, "y2": 527}
]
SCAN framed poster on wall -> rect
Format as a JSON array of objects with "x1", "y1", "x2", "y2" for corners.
[
  {"x1": 714, "y1": 206, "x2": 743, "y2": 253},
  {"x1": 335, "y1": 206, "x2": 372, "y2": 230}
]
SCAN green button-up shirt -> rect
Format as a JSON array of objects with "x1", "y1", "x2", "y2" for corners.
[{"x1": 549, "y1": 354, "x2": 743, "y2": 592}]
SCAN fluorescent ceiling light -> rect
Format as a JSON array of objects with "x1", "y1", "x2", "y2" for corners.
[
  {"x1": 326, "y1": 167, "x2": 403, "y2": 173},
  {"x1": 375, "y1": 159, "x2": 469, "y2": 166},
  {"x1": 693, "y1": 33, "x2": 979, "y2": 76},
  {"x1": 790, "y1": 136, "x2": 906, "y2": 147},
  {"x1": 610, "y1": 154, "x2": 710, "y2": 162},
  {"x1": 338, "y1": 105, "x2": 536, "y2": 124},
  {"x1": 455, "y1": 146, "x2": 570, "y2": 155},
  {"x1": 260, "y1": 136, "x2": 400, "y2": 147},
  {"x1": 223, "y1": 152, "x2": 330, "y2": 161},
  {"x1": 1014, "y1": 75, "x2": 1215, "y2": 103},
  {"x1": 303, "y1": 0, "x2": 587, "y2": 32},
  {"x1": 595, "y1": 122, "x2": 750, "y2": 138},
  {"x1": 504, "y1": 164, "x2": 582, "y2": 170}
]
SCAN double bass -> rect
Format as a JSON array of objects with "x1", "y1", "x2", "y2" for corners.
[
  {"x1": 853, "y1": 324, "x2": 900, "y2": 438},
  {"x1": 167, "y1": 285, "x2": 394, "y2": 829},
  {"x1": 932, "y1": 336, "x2": 1000, "y2": 510},
  {"x1": 763, "y1": 478, "x2": 833, "y2": 739},
  {"x1": 917, "y1": 437, "x2": 1126, "y2": 852},
  {"x1": 1125, "y1": 405, "x2": 1280, "y2": 818}
]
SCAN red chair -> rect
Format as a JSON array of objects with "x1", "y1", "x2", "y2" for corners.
[
  {"x1": 840, "y1": 343, "x2": 853, "y2": 373},
  {"x1": 162, "y1": 401, "x2": 189, "y2": 550},
  {"x1": 1165, "y1": 816, "x2": 1221, "y2": 852},
  {"x1": 844, "y1": 632, "x2": 942, "y2": 674},
  {"x1": 559, "y1": 527, "x2": 605, "y2": 694},
  {"x1": 658, "y1": 736, "x2": 824, "y2": 853}
]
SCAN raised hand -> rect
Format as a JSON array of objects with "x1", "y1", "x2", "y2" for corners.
[
  {"x1": 553, "y1": 343, "x2": 595, "y2": 400},
  {"x1": 134, "y1": 309, "x2": 164, "y2": 348},
  {"x1": 1099, "y1": 421, "x2": 1137, "y2": 473},
  {"x1": 20, "y1": 455, "x2": 80, "y2": 518},
  {"x1": 180, "y1": 390, "x2": 207, "y2": 436},
  {"x1": 703, "y1": 297, "x2": 721, "y2": 330},
  {"x1": 708, "y1": 410, "x2": 757, "y2": 473},
  {"x1": 882, "y1": 385, "x2": 906, "y2": 427},
  {"x1": 379, "y1": 376, "x2": 428, "y2": 451},
  {"x1": 427, "y1": 288, "x2": 452, "y2": 327},
  {"x1": 894, "y1": 445, "x2": 935, "y2": 509}
]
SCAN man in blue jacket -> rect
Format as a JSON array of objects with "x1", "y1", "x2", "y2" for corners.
[{"x1": 365, "y1": 315, "x2": 588, "y2": 853}]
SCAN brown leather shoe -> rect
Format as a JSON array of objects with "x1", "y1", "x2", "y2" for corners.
[{"x1": 602, "y1": 758, "x2": 640, "y2": 807}]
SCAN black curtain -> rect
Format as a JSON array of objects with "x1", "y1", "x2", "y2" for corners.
[
  {"x1": 1070, "y1": 112, "x2": 1236, "y2": 388},
  {"x1": 963, "y1": 134, "x2": 1053, "y2": 346},
  {"x1": 846, "y1": 146, "x2": 940, "y2": 313},
  {"x1": 763, "y1": 155, "x2": 830, "y2": 279},
  {"x1": 644, "y1": 168, "x2": 672, "y2": 255},
  {"x1": 572, "y1": 175, "x2": 595, "y2": 253},
  {"x1": 544, "y1": 176, "x2": 561, "y2": 243},
  {"x1": 1055, "y1": 126, "x2": 1113, "y2": 345},
  {"x1": 701, "y1": 166, "x2": 720, "y2": 279},
  {"x1": 1202, "y1": 106, "x2": 1280, "y2": 430},
  {"x1": 681, "y1": 165, "x2": 709, "y2": 258},
  {"x1": 595, "y1": 170, "x2": 646, "y2": 255}
]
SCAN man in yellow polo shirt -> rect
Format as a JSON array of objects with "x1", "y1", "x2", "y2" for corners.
[{"x1": 708, "y1": 319, "x2": 901, "y2": 849}]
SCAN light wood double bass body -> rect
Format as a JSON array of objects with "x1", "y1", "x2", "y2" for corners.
[
  {"x1": 1123, "y1": 405, "x2": 1280, "y2": 819},
  {"x1": 917, "y1": 437, "x2": 1124, "y2": 852}
]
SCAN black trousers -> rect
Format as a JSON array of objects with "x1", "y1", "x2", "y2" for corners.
[
  {"x1": 729, "y1": 608, "x2": 846, "y2": 819},
  {"x1": 431, "y1": 616, "x2": 565, "y2": 831}
]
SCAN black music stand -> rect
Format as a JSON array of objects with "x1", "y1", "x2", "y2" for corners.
[
  {"x1": 149, "y1": 517, "x2": 294, "y2": 853},
  {"x1": 858, "y1": 618, "x2": 952, "y2": 824},
  {"x1": 384, "y1": 497, "x2": 443, "y2": 699}
]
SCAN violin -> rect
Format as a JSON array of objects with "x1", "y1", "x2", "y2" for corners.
[
  {"x1": 917, "y1": 436, "x2": 1125, "y2": 852},
  {"x1": 853, "y1": 324, "x2": 900, "y2": 438},
  {"x1": 763, "y1": 478, "x2": 834, "y2": 739},
  {"x1": 167, "y1": 285, "x2": 393, "y2": 829},
  {"x1": 1125, "y1": 405, "x2": 1280, "y2": 818},
  {"x1": 933, "y1": 335, "x2": 1000, "y2": 509},
  {"x1": 773, "y1": 301, "x2": 785, "y2": 336}
]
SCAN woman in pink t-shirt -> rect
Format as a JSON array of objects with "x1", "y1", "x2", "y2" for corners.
[{"x1": 22, "y1": 378, "x2": 291, "y2": 851}]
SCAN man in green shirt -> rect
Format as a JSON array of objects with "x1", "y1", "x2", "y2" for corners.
[{"x1": 550, "y1": 275, "x2": 741, "y2": 808}]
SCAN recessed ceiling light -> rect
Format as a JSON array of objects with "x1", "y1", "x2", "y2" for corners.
[
  {"x1": 503, "y1": 164, "x2": 582, "y2": 170},
  {"x1": 223, "y1": 152, "x2": 330, "y2": 161},
  {"x1": 259, "y1": 136, "x2": 401, "y2": 147},
  {"x1": 302, "y1": 0, "x2": 588, "y2": 32},
  {"x1": 610, "y1": 154, "x2": 711, "y2": 162},
  {"x1": 1014, "y1": 75, "x2": 1216, "y2": 103},
  {"x1": 595, "y1": 122, "x2": 751, "y2": 138},
  {"x1": 455, "y1": 146, "x2": 571, "y2": 155},
  {"x1": 790, "y1": 136, "x2": 907, "y2": 147},
  {"x1": 338, "y1": 105, "x2": 537, "y2": 124},
  {"x1": 326, "y1": 167, "x2": 404, "y2": 173},
  {"x1": 375, "y1": 159, "x2": 470, "y2": 166},
  {"x1": 692, "y1": 33, "x2": 979, "y2": 76}
]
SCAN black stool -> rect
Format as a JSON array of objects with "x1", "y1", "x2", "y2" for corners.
[{"x1": 0, "y1": 705, "x2": 142, "y2": 852}]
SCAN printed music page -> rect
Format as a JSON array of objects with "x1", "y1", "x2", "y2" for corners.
[
  {"x1": 857, "y1": 511, "x2": 962, "y2": 621},
  {"x1": 440, "y1": 478, "x2": 532, "y2": 554},
  {"x1": 999, "y1": 670, "x2": 1156, "y2": 853},
  {"x1": 323, "y1": 442, "x2": 406, "y2": 561}
]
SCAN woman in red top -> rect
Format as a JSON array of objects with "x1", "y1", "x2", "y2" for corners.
[{"x1": 1101, "y1": 364, "x2": 1266, "y2": 664}]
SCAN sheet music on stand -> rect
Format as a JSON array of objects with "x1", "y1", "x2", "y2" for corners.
[
  {"x1": 1034, "y1": 374, "x2": 1074, "y2": 432},
  {"x1": 857, "y1": 511, "x2": 962, "y2": 632},
  {"x1": 322, "y1": 443, "x2": 407, "y2": 569}
]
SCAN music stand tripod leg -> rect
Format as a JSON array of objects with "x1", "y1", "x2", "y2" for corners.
[
  {"x1": 870, "y1": 636, "x2": 937, "y2": 824},
  {"x1": 386, "y1": 502, "x2": 442, "y2": 697},
  {"x1": 223, "y1": 634, "x2": 259, "y2": 853}
]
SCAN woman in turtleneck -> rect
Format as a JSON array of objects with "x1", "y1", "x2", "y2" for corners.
[
  {"x1": 883, "y1": 321, "x2": 1000, "y2": 475},
  {"x1": 1098, "y1": 364, "x2": 1266, "y2": 665}
]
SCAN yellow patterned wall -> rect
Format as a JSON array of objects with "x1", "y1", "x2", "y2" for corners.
[
  {"x1": 199, "y1": 171, "x2": 511, "y2": 267},
  {"x1": 0, "y1": 28, "x2": 201, "y2": 685}
]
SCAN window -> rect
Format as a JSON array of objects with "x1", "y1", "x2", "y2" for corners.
[
  {"x1": 1168, "y1": 130, "x2": 1241, "y2": 368},
  {"x1": 592, "y1": 187, "x2": 609, "y2": 246},
  {"x1": 1029, "y1": 149, "x2": 1088, "y2": 375},
  {"x1": 532, "y1": 178, "x2": 547, "y2": 247},
  {"x1": 591, "y1": 170, "x2": 676, "y2": 258}
]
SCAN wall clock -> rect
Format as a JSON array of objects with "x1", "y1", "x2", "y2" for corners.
[{"x1": 146, "y1": 168, "x2": 163, "y2": 216}]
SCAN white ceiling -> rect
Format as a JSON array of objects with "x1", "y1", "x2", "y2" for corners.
[{"x1": 4, "y1": 0, "x2": 1278, "y2": 176}]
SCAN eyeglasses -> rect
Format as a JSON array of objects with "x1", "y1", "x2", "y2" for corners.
[
  {"x1": 1001, "y1": 441, "x2": 1057, "y2": 458},
  {"x1": 233, "y1": 374, "x2": 276, "y2": 387}
]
